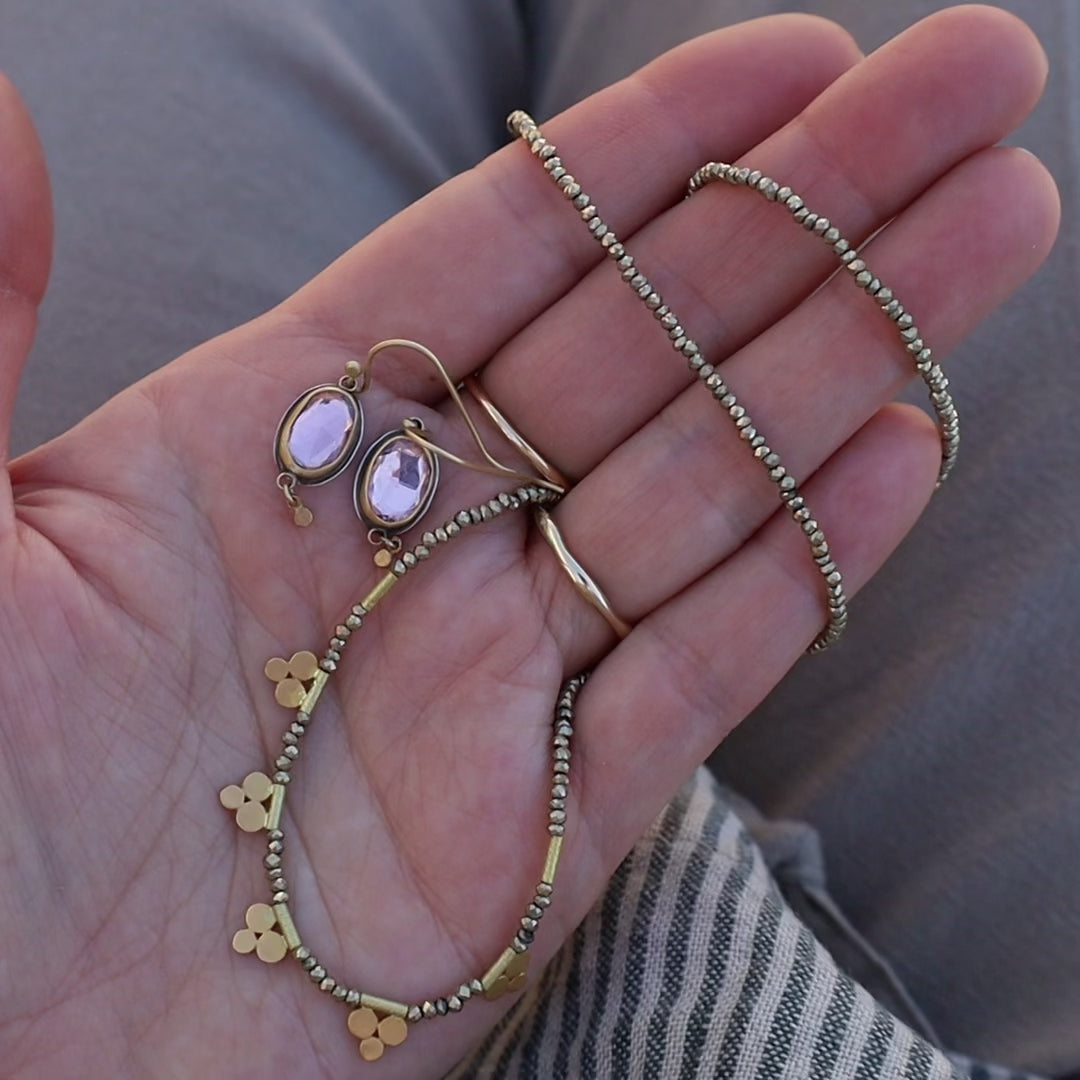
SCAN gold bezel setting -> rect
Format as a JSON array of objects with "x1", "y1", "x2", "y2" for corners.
[{"x1": 275, "y1": 384, "x2": 363, "y2": 485}]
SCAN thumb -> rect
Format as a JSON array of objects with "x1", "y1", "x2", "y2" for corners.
[{"x1": 0, "y1": 72, "x2": 52, "y2": 484}]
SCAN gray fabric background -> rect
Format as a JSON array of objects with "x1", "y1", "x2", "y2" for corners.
[{"x1": 2, "y1": 2, "x2": 1076, "y2": 1074}]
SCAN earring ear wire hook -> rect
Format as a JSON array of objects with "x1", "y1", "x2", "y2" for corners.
[{"x1": 362, "y1": 339, "x2": 566, "y2": 495}]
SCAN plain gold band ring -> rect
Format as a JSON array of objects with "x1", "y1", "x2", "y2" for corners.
[
  {"x1": 463, "y1": 375, "x2": 570, "y2": 493},
  {"x1": 534, "y1": 507, "x2": 632, "y2": 640}
]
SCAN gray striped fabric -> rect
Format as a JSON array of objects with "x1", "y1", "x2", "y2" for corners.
[{"x1": 451, "y1": 768, "x2": 1043, "y2": 1079}]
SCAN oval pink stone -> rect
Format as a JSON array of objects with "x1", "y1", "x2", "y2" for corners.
[
  {"x1": 288, "y1": 392, "x2": 356, "y2": 470},
  {"x1": 366, "y1": 437, "x2": 433, "y2": 523}
]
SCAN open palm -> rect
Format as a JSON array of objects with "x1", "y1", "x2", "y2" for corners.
[{"x1": 0, "y1": 10, "x2": 1058, "y2": 1079}]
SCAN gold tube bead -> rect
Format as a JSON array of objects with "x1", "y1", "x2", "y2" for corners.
[
  {"x1": 266, "y1": 784, "x2": 286, "y2": 831},
  {"x1": 481, "y1": 948, "x2": 518, "y2": 994},
  {"x1": 361, "y1": 571, "x2": 398, "y2": 612},
  {"x1": 301, "y1": 669, "x2": 329, "y2": 713},
  {"x1": 273, "y1": 903, "x2": 302, "y2": 951},
  {"x1": 541, "y1": 834, "x2": 564, "y2": 886},
  {"x1": 359, "y1": 994, "x2": 410, "y2": 1020}
]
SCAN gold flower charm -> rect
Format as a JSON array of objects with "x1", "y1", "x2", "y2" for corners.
[
  {"x1": 264, "y1": 650, "x2": 320, "y2": 708},
  {"x1": 347, "y1": 1006, "x2": 409, "y2": 1062},
  {"x1": 232, "y1": 902, "x2": 288, "y2": 964},
  {"x1": 219, "y1": 771, "x2": 274, "y2": 832},
  {"x1": 483, "y1": 949, "x2": 531, "y2": 1000}
]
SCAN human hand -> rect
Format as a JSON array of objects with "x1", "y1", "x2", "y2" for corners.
[{"x1": 0, "y1": 8, "x2": 1057, "y2": 1077}]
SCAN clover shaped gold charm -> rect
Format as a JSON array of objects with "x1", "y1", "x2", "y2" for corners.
[
  {"x1": 264, "y1": 650, "x2": 319, "y2": 708},
  {"x1": 483, "y1": 949, "x2": 531, "y2": 1001},
  {"x1": 219, "y1": 771, "x2": 274, "y2": 832},
  {"x1": 347, "y1": 1006, "x2": 409, "y2": 1062},
  {"x1": 232, "y1": 902, "x2": 288, "y2": 964}
]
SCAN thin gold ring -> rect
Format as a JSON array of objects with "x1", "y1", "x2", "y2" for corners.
[
  {"x1": 534, "y1": 507, "x2": 632, "y2": 640},
  {"x1": 463, "y1": 375, "x2": 570, "y2": 493}
]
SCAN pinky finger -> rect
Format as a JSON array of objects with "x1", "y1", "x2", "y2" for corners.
[{"x1": 573, "y1": 402, "x2": 940, "y2": 877}]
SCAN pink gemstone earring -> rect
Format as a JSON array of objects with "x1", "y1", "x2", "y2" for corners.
[{"x1": 274, "y1": 339, "x2": 566, "y2": 565}]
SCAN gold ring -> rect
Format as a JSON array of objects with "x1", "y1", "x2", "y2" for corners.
[
  {"x1": 463, "y1": 375, "x2": 569, "y2": 493},
  {"x1": 534, "y1": 508, "x2": 631, "y2": 640}
]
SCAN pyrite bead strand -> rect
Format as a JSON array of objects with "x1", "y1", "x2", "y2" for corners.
[
  {"x1": 685, "y1": 160, "x2": 959, "y2": 485},
  {"x1": 229, "y1": 482, "x2": 578, "y2": 1056},
  {"x1": 507, "y1": 110, "x2": 849, "y2": 651}
]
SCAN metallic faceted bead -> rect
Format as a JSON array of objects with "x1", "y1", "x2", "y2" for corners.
[
  {"x1": 294, "y1": 946, "x2": 311, "y2": 961},
  {"x1": 521, "y1": 916, "x2": 538, "y2": 932},
  {"x1": 319, "y1": 977, "x2": 336, "y2": 993},
  {"x1": 407, "y1": 1005, "x2": 423, "y2": 1023},
  {"x1": 527, "y1": 904, "x2": 543, "y2": 919},
  {"x1": 309, "y1": 965, "x2": 326, "y2": 981},
  {"x1": 436, "y1": 998, "x2": 449, "y2": 1015},
  {"x1": 448, "y1": 995, "x2": 463, "y2": 1012},
  {"x1": 272, "y1": 891, "x2": 289, "y2": 904},
  {"x1": 470, "y1": 979, "x2": 484, "y2": 994},
  {"x1": 264, "y1": 853, "x2": 282, "y2": 869},
  {"x1": 422, "y1": 1001, "x2": 437, "y2": 1019},
  {"x1": 346, "y1": 990, "x2": 361, "y2": 1007},
  {"x1": 333, "y1": 985, "x2": 349, "y2": 1001},
  {"x1": 267, "y1": 840, "x2": 284, "y2": 855},
  {"x1": 457, "y1": 984, "x2": 472, "y2": 1001},
  {"x1": 302, "y1": 955, "x2": 318, "y2": 971}
]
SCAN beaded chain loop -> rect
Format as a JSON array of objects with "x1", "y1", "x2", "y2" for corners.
[
  {"x1": 222, "y1": 480, "x2": 588, "y2": 1063},
  {"x1": 508, "y1": 109, "x2": 959, "y2": 651}
]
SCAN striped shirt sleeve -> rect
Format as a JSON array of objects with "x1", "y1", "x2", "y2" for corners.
[{"x1": 450, "y1": 767, "x2": 1044, "y2": 1080}]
